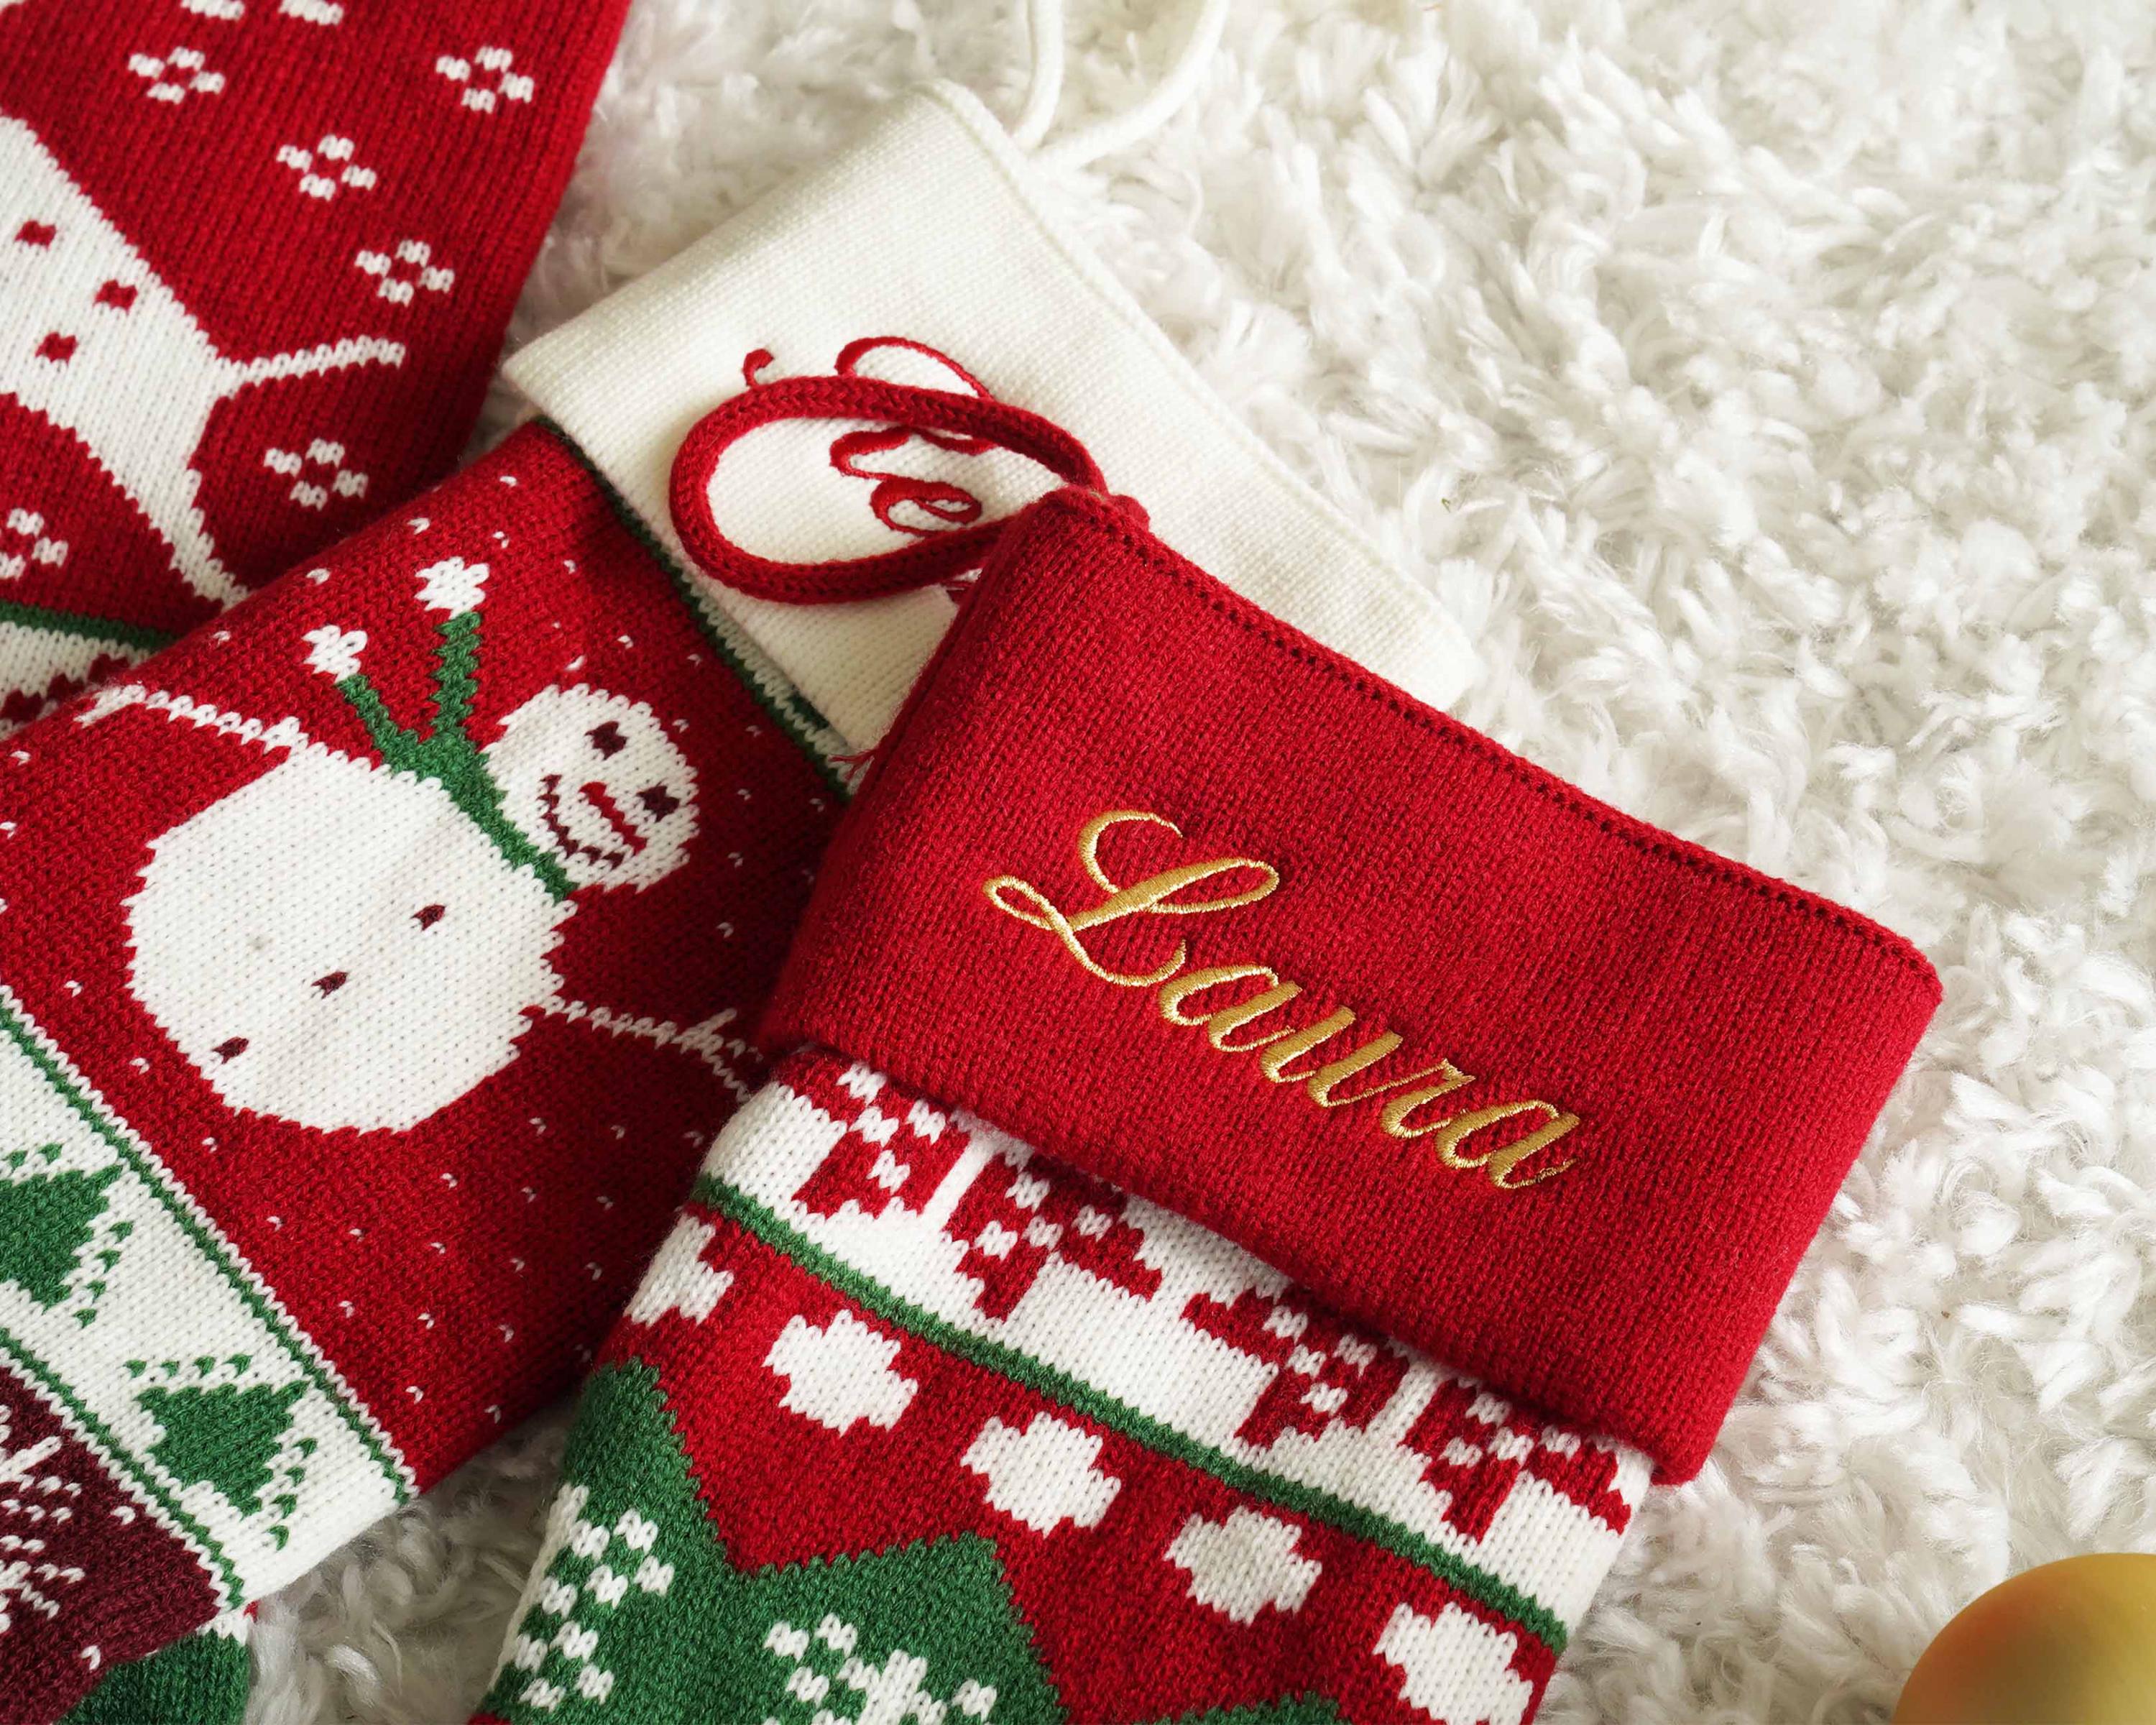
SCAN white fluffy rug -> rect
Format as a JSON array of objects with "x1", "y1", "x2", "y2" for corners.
[{"x1": 246, "y1": 1, "x2": 2156, "y2": 1719}]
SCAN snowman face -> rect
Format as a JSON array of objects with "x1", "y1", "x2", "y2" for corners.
[
  {"x1": 484, "y1": 686, "x2": 699, "y2": 892},
  {"x1": 127, "y1": 750, "x2": 568, "y2": 1135}
]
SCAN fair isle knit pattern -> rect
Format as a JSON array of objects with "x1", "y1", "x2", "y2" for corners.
[
  {"x1": 0, "y1": 0, "x2": 629, "y2": 730},
  {"x1": 0, "y1": 420, "x2": 844, "y2": 1722},
  {"x1": 476, "y1": 1051, "x2": 1648, "y2": 1725}
]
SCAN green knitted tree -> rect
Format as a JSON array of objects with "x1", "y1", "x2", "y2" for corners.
[{"x1": 0, "y1": 1152, "x2": 117, "y2": 1307}]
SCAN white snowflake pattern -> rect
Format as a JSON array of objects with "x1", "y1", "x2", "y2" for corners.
[
  {"x1": 435, "y1": 45, "x2": 535, "y2": 113},
  {"x1": 961, "y1": 1413, "x2": 1120, "y2": 1536},
  {"x1": 176, "y1": 1, "x2": 345, "y2": 21},
  {"x1": 765, "y1": 1310, "x2": 918, "y2": 1435},
  {"x1": 763, "y1": 1614, "x2": 998, "y2": 1723},
  {"x1": 129, "y1": 46, "x2": 224, "y2": 103},
  {"x1": 275, "y1": 134, "x2": 376, "y2": 201},
  {"x1": 354, "y1": 239, "x2": 455, "y2": 305},
  {"x1": 624, "y1": 1216, "x2": 732, "y2": 1326},
  {"x1": 509, "y1": 1486, "x2": 675, "y2": 1714},
  {"x1": 1165, "y1": 1509, "x2": 1322, "y2": 1624},
  {"x1": 262, "y1": 440, "x2": 367, "y2": 510},
  {"x1": 0, "y1": 508, "x2": 67, "y2": 581},
  {"x1": 1376, "y1": 1603, "x2": 1533, "y2": 1725},
  {"x1": 303, "y1": 625, "x2": 366, "y2": 679},
  {"x1": 0, "y1": 1409, "x2": 83, "y2": 1638},
  {"x1": 415, "y1": 554, "x2": 486, "y2": 615}
]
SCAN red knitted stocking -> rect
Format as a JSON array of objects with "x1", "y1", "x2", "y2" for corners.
[
  {"x1": 0, "y1": 0, "x2": 628, "y2": 729},
  {"x1": 471, "y1": 425, "x2": 1937, "y2": 1722},
  {"x1": 476, "y1": 1046, "x2": 1646, "y2": 1725},
  {"x1": 0, "y1": 420, "x2": 842, "y2": 1721}
]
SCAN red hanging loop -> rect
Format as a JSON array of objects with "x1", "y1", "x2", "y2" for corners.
[{"x1": 668, "y1": 361, "x2": 1127, "y2": 606}]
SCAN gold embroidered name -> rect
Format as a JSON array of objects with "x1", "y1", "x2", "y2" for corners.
[{"x1": 985, "y1": 810, "x2": 1581, "y2": 1190}]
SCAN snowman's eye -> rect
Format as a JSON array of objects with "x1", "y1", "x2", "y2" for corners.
[
  {"x1": 213, "y1": 1036, "x2": 248, "y2": 1061},
  {"x1": 315, "y1": 971, "x2": 347, "y2": 995},
  {"x1": 415, "y1": 904, "x2": 445, "y2": 929},
  {"x1": 587, "y1": 722, "x2": 627, "y2": 758},
  {"x1": 637, "y1": 784, "x2": 680, "y2": 821}
]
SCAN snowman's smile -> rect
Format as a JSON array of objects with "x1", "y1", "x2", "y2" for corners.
[
  {"x1": 537, "y1": 774, "x2": 648, "y2": 870},
  {"x1": 483, "y1": 689, "x2": 697, "y2": 894}
]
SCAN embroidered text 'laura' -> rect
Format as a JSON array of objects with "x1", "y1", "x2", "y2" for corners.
[{"x1": 984, "y1": 811, "x2": 1582, "y2": 1190}]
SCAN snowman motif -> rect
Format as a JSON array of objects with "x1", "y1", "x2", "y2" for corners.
[
  {"x1": 485, "y1": 684, "x2": 697, "y2": 893},
  {"x1": 125, "y1": 556, "x2": 701, "y2": 1133},
  {"x1": 1, "y1": 113, "x2": 405, "y2": 606}
]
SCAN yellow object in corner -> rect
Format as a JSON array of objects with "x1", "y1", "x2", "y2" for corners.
[{"x1": 1895, "y1": 1554, "x2": 2156, "y2": 1724}]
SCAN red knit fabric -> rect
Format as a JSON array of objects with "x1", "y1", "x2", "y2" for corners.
[
  {"x1": 469, "y1": 1045, "x2": 1643, "y2": 1725},
  {"x1": 0, "y1": 423, "x2": 839, "y2": 1721},
  {"x1": 669, "y1": 368, "x2": 1117, "y2": 604},
  {"x1": 0, "y1": 0, "x2": 627, "y2": 724},
  {"x1": 763, "y1": 487, "x2": 1940, "y2": 1482}
]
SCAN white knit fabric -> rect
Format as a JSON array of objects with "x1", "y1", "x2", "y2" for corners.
[{"x1": 506, "y1": 81, "x2": 1480, "y2": 749}]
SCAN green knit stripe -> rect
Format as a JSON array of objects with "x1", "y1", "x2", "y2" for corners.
[
  {"x1": 0, "y1": 988, "x2": 407, "y2": 1493},
  {"x1": 0, "y1": 599, "x2": 172, "y2": 653},
  {"x1": 531, "y1": 418, "x2": 852, "y2": 795},
  {"x1": 692, "y1": 1179, "x2": 1566, "y2": 1655}
]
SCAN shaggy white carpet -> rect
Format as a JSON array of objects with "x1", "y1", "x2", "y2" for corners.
[{"x1": 244, "y1": 1, "x2": 2156, "y2": 1720}]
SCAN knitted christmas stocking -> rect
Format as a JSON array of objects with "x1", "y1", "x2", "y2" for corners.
[
  {"x1": 476, "y1": 467, "x2": 1939, "y2": 1724},
  {"x1": 3, "y1": 14, "x2": 1483, "y2": 1711},
  {"x1": 0, "y1": 0, "x2": 629, "y2": 729},
  {"x1": 0, "y1": 418, "x2": 847, "y2": 1723},
  {"x1": 59, "y1": 1612, "x2": 249, "y2": 1725}
]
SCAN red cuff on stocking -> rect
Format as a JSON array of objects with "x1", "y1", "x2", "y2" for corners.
[{"x1": 761, "y1": 488, "x2": 1938, "y2": 1482}]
